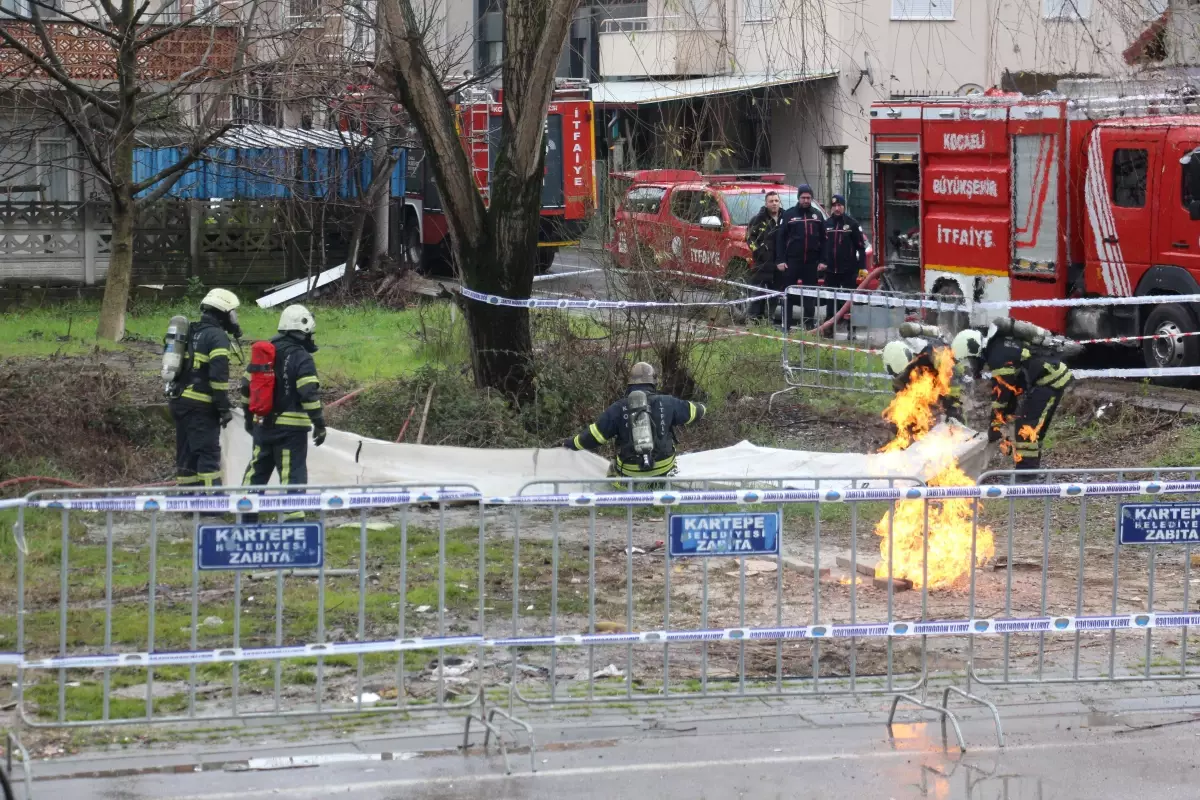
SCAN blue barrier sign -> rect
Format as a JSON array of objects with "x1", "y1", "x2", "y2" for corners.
[
  {"x1": 196, "y1": 523, "x2": 324, "y2": 570},
  {"x1": 669, "y1": 512, "x2": 780, "y2": 557},
  {"x1": 1119, "y1": 503, "x2": 1200, "y2": 545}
]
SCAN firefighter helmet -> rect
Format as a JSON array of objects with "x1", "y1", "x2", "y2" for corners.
[
  {"x1": 200, "y1": 288, "x2": 240, "y2": 314},
  {"x1": 628, "y1": 361, "x2": 657, "y2": 385},
  {"x1": 278, "y1": 304, "x2": 316, "y2": 334},
  {"x1": 882, "y1": 340, "x2": 916, "y2": 378},
  {"x1": 952, "y1": 328, "x2": 985, "y2": 362}
]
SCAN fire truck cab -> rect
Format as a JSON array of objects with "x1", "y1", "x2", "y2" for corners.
[{"x1": 870, "y1": 92, "x2": 1200, "y2": 373}]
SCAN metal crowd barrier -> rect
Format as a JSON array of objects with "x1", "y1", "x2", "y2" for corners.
[
  {"x1": 503, "y1": 475, "x2": 928, "y2": 707},
  {"x1": 966, "y1": 467, "x2": 1200, "y2": 689},
  {"x1": 775, "y1": 285, "x2": 967, "y2": 402},
  {"x1": 9, "y1": 483, "x2": 487, "y2": 728},
  {"x1": 10, "y1": 472, "x2": 1200, "y2": 759}
]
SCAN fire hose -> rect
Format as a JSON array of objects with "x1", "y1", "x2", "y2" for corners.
[{"x1": 803, "y1": 265, "x2": 888, "y2": 336}]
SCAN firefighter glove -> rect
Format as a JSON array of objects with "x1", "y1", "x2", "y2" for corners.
[
  {"x1": 987, "y1": 427, "x2": 1003, "y2": 444},
  {"x1": 312, "y1": 424, "x2": 327, "y2": 447},
  {"x1": 219, "y1": 408, "x2": 233, "y2": 429}
]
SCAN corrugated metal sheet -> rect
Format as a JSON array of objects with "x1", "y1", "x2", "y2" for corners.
[{"x1": 133, "y1": 128, "x2": 407, "y2": 199}]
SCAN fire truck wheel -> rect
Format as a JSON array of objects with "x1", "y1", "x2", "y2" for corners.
[
  {"x1": 402, "y1": 216, "x2": 424, "y2": 273},
  {"x1": 536, "y1": 248, "x2": 557, "y2": 274},
  {"x1": 724, "y1": 257, "x2": 750, "y2": 283},
  {"x1": 931, "y1": 280, "x2": 969, "y2": 335},
  {"x1": 1142, "y1": 303, "x2": 1200, "y2": 383}
]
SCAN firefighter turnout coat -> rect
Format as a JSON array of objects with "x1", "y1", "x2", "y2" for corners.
[
  {"x1": 984, "y1": 334, "x2": 1073, "y2": 469},
  {"x1": 567, "y1": 386, "x2": 706, "y2": 478}
]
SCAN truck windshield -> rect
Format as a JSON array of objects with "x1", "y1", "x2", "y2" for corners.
[{"x1": 720, "y1": 190, "x2": 798, "y2": 226}]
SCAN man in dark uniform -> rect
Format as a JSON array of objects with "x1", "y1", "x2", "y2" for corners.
[
  {"x1": 774, "y1": 184, "x2": 826, "y2": 330},
  {"x1": 745, "y1": 190, "x2": 782, "y2": 323},
  {"x1": 821, "y1": 194, "x2": 866, "y2": 329},
  {"x1": 564, "y1": 362, "x2": 705, "y2": 480},
  {"x1": 952, "y1": 319, "x2": 1074, "y2": 476},
  {"x1": 170, "y1": 288, "x2": 241, "y2": 489},
  {"x1": 241, "y1": 304, "x2": 327, "y2": 520}
]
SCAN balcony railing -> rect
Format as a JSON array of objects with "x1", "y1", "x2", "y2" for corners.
[{"x1": 0, "y1": 21, "x2": 239, "y2": 81}]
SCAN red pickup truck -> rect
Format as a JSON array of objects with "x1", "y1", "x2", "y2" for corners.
[{"x1": 607, "y1": 170, "x2": 873, "y2": 286}]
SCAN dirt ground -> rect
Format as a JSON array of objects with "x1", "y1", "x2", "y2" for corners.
[{"x1": 5, "y1": 350, "x2": 1200, "y2": 739}]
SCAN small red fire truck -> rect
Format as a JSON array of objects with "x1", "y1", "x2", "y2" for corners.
[{"x1": 870, "y1": 90, "x2": 1200, "y2": 371}]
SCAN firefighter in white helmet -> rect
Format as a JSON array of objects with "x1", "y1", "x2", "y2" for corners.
[
  {"x1": 882, "y1": 322, "x2": 964, "y2": 424},
  {"x1": 169, "y1": 288, "x2": 241, "y2": 490},
  {"x1": 952, "y1": 319, "x2": 1075, "y2": 477},
  {"x1": 239, "y1": 304, "x2": 326, "y2": 519}
]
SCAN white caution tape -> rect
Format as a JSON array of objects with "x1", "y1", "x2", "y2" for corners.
[
  {"x1": 460, "y1": 286, "x2": 777, "y2": 310},
  {"x1": 789, "y1": 286, "x2": 1200, "y2": 313},
  {"x1": 1071, "y1": 366, "x2": 1200, "y2": 379},
  {"x1": 21, "y1": 480, "x2": 1200, "y2": 514},
  {"x1": 1075, "y1": 330, "x2": 1200, "y2": 346},
  {"x1": 707, "y1": 325, "x2": 882, "y2": 355},
  {"x1": 10, "y1": 612, "x2": 1200, "y2": 670},
  {"x1": 532, "y1": 267, "x2": 603, "y2": 283}
]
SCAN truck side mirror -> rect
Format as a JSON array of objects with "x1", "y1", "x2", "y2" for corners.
[{"x1": 698, "y1": 215, "x2": 723, "y2": 229}]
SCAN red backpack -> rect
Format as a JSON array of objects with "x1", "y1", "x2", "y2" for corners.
[{"x1": 247, "y1": 340, "x2": 277, "y2": 416}]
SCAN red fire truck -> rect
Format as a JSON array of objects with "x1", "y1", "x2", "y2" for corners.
[
  {"x1": 870, "y1": 91, "x2": 1200, "y2": 371},
  {"x1": 409, "y1": 82, "x2": 597, "y2": 273}
]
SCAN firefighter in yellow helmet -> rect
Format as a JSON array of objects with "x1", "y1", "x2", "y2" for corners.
[{"x1": 169, "y1": 288, "x2": 241, "y2": 489}]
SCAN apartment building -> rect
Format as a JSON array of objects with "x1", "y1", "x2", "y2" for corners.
[{"x1": 541, "y1": 0, "x2": 1172, "y2": 208}]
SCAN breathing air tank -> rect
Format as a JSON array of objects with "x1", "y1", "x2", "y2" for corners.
[
  {"x1": 627, "y1": 390, "x2": 655, "y2": 470},
  {"x1": 898, "y1": 321, "x2": 941, "y2": 340},
  {"x1": 161, "y1": 315, "x2": 190, "y2": 388}
]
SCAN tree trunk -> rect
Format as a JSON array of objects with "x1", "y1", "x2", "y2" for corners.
[
  {"x1": 456, "y1": 143, "x2": 547, "y2": 399},
  {"x1": 96, "y1": 135, "x2": 136, "y2": 341}
]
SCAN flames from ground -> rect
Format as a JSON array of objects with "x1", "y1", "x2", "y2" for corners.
[{"x1": 874, "y1": 348, "x2": 995, "y2": 589}]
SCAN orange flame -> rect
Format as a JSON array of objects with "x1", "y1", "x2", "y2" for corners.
[
  {"x1": 874, "y1": 347, "x2": 995, "y2": 589},
  {"x1": 879, "y1": 350, "x2": 955, "y2": 454}
]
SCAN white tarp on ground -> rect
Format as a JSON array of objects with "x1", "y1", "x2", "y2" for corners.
[
  {"x1": 675, "y1": 423, "x2": 988, "y2": 489},
  {"x1": 222, "y1": 412, "x2": 986, "y2": 497},
  {"x1": 220, "y1": 411, "x2": 612, "y2": 496}
]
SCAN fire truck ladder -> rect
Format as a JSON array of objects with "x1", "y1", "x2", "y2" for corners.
[{"x1": 468, "y1": 104, "x2": 491, "y2": 203}]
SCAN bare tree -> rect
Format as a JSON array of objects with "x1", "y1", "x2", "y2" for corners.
[
  {"x1": 0, "y1": 0, "x2": 263, "y2": 340},
  {"x1": 378, "y1": 0, "x2": 579, "y2": 398}
]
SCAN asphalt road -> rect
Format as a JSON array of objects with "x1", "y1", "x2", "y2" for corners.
[{"x1": 33, "y1": 689, "x2": 1200, "y2": 800}]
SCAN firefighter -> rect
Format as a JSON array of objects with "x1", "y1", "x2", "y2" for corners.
[
  {"x1": 170, "y1": 288, "x2": 241, "y2": 490},
  {"x1": 821, "y1": 194, "x2": 867, "y2": 329},
  {"x1": 773, "y1": 184, "x2": 826, "y2": 331},
  {"x1": 563, "y1": 362, "x2": 705, "y2": 480},
  {"x1": 881, "y1": 322, "x2": 964, "y2": 425},
  {"x1": 745, "y1": 190, "x2": 783, "y2": 322},
  {"x1": 952, "y1": 319, "x2": 1075, "y2": 476},
  {"x1": 240, "y1": 305, "x2": 327, "y2": 519}
]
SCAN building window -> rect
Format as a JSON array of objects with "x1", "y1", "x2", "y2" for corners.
[
  {"x1": 287, "y1": 0, "x2": 319, "y2": 20},
  {"x1": 821, "y1": 146, "x2": 847, "y2": 209},
  {"x1": 38, "y1": 140, "x2": 74, "y2": 202},
  {"x1": 0, "y1": 0, "x2": 30, "y2": 17},
  {"x1": 744, "y1": 0, "x2": 772, "y2": 23},
  {"x1": 485, "y1": 40, "x2": 504, "y2": 68},
  {"x1": 1043, "y1": 0, "x2": 1090, "y2": 20},
  {"x1": 1111, "y1": 148, "x2": 1148, "y2": 208},
  {"x1": 891, "y1": 0, "x2": 953, "y2": 20}
]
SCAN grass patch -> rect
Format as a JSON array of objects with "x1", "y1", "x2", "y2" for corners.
[{"x1": 0, "y1": 299, "x2": 465, "y2": 387}]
